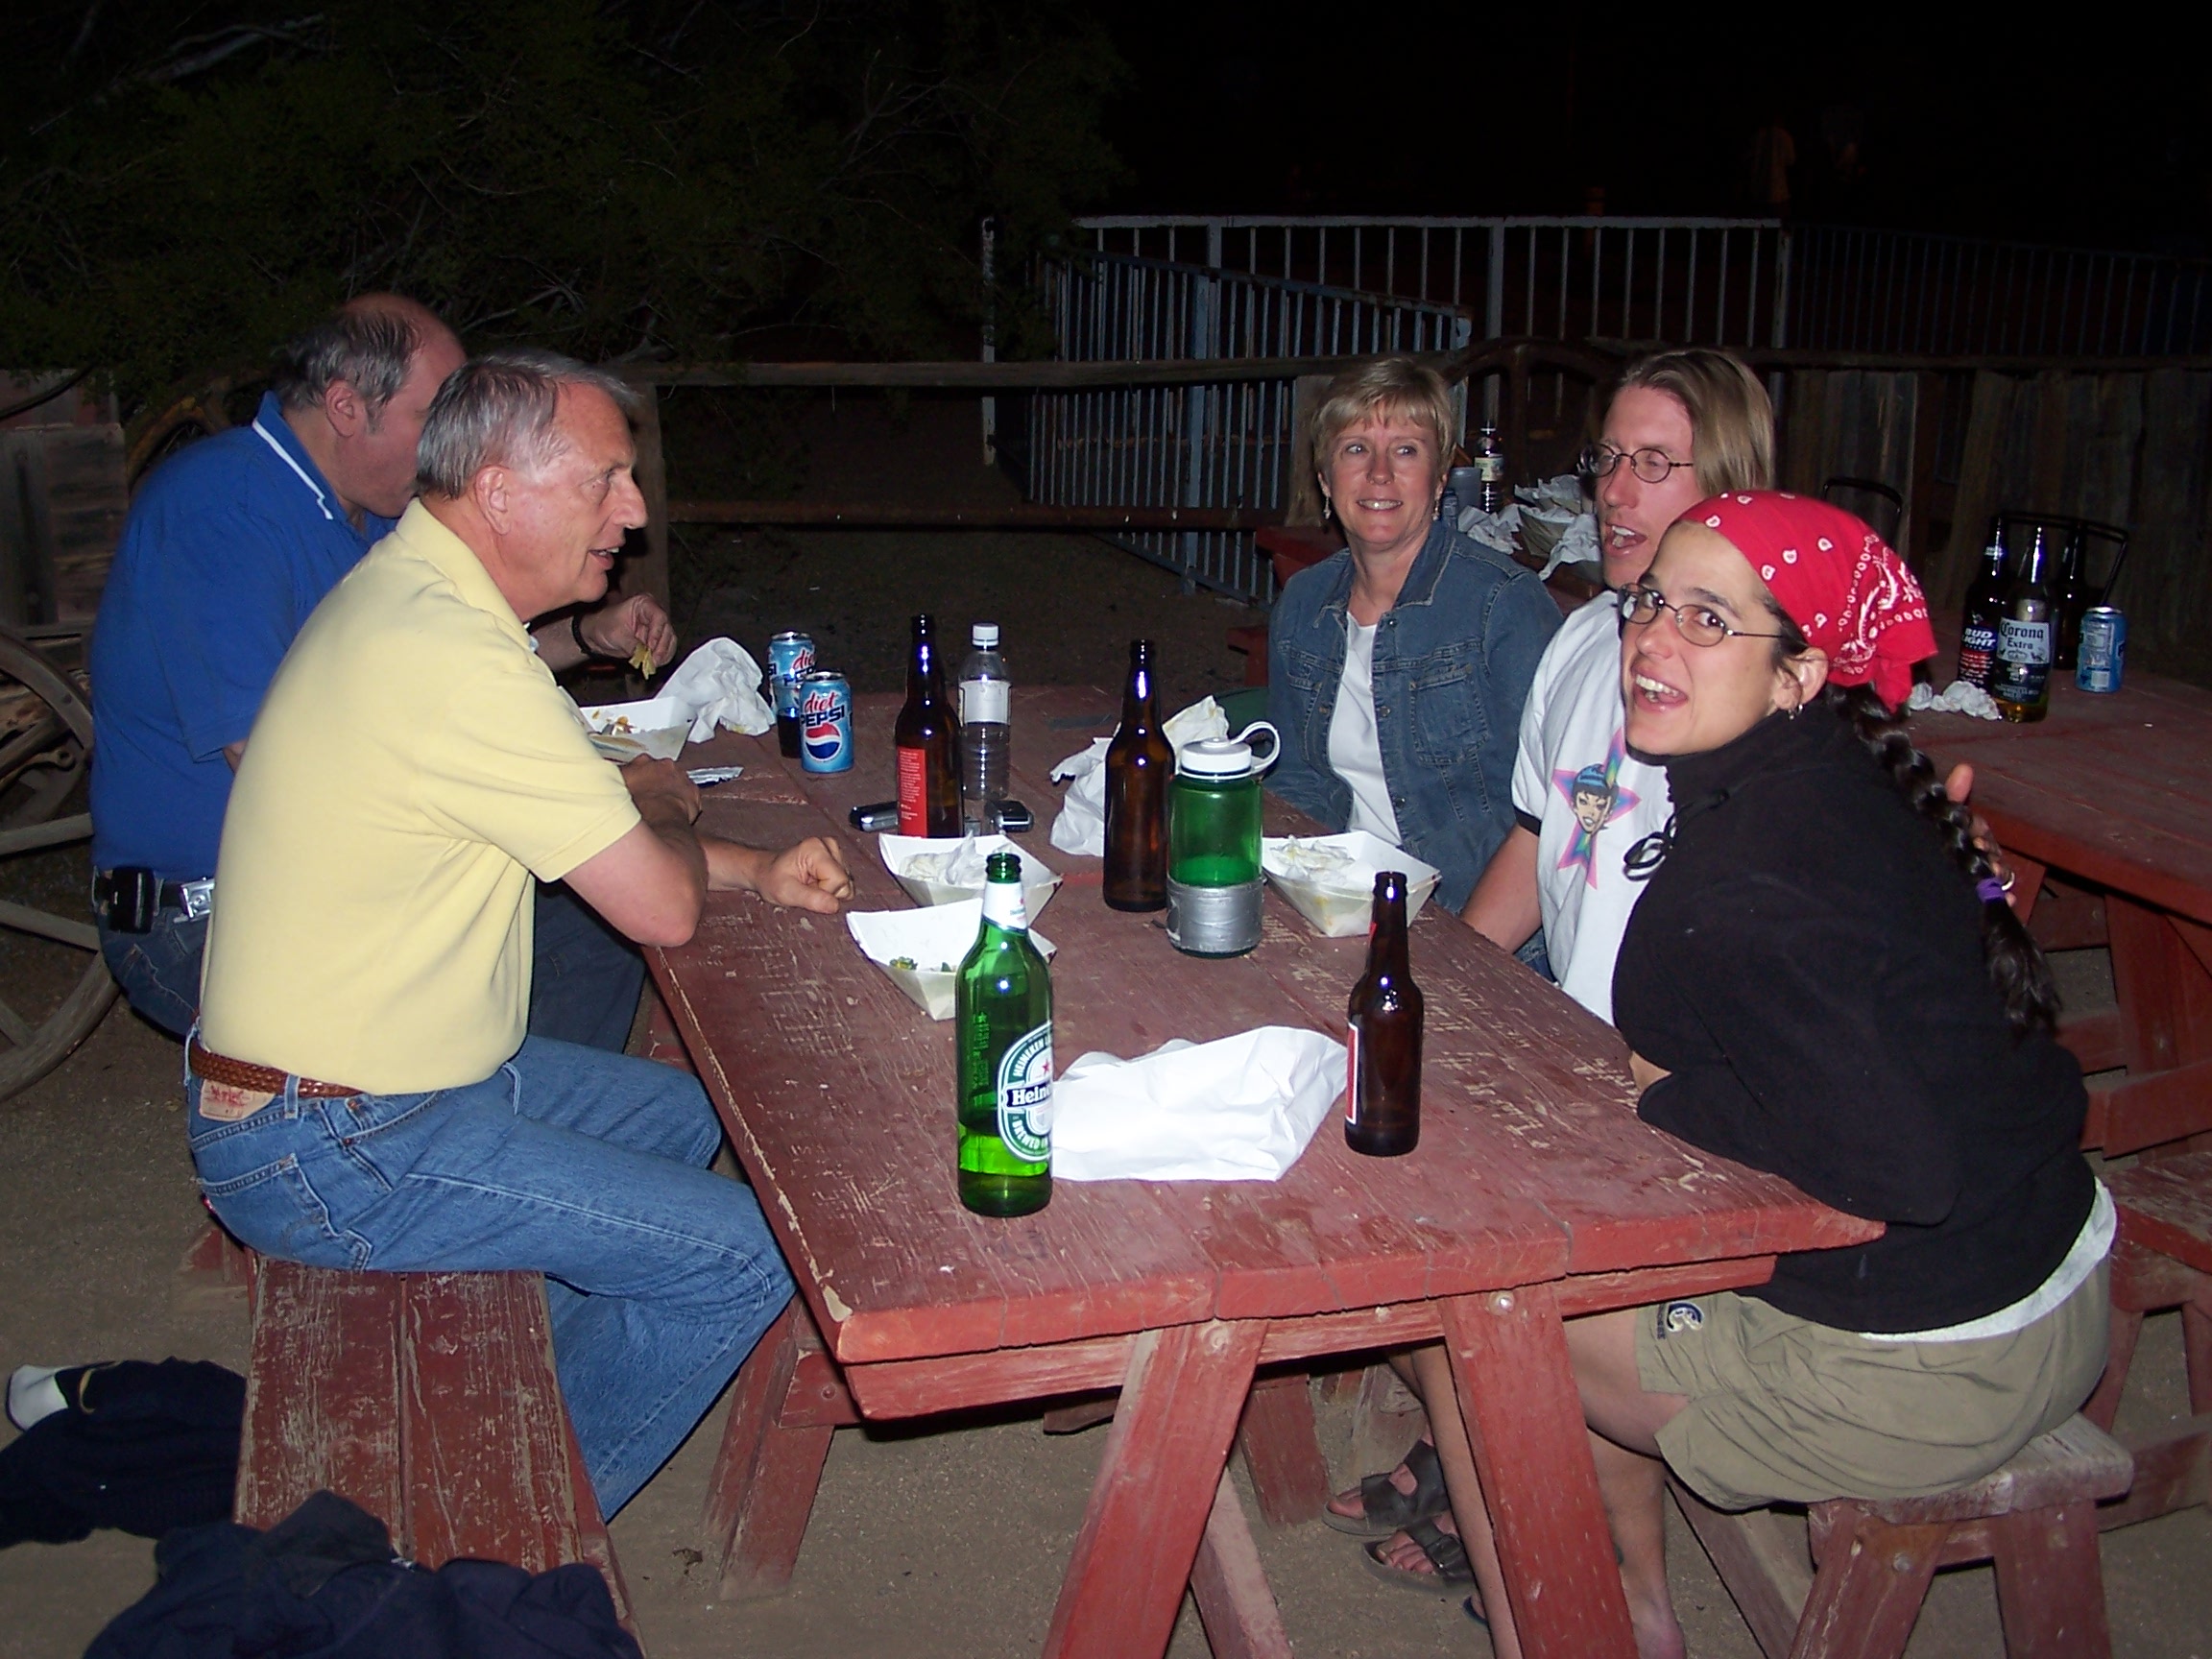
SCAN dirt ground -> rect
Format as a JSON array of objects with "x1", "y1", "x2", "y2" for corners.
[{"x1": 3, "y1": 397, "x2": 2209, "y2": 1657}]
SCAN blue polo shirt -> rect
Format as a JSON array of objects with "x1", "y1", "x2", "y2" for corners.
[{"x1": 90, "y1": 393, "x2": 396, "y2": 878}]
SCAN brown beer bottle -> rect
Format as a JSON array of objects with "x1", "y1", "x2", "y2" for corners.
[
  {"x1": 1102, "y1": 639, "x2": 1172, "y2": 911},
  {"x1": 1345, "y1": 871, "x2": 1423, "y2": 1157},
  {"x1": 895, "y1": 614, "x2": 961, "y2": 836}
]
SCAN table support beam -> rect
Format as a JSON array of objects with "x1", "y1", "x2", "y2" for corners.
[
  {"x1": 1190, "y1": 1471, "x2": 1295, "y2": 1659},
  {"x1": 1042, "y1": 1320, "x2": 1267, "y2": 1659},
  {"x1": 1441, "y1": 1284, "x2": 1640, "y2": 1659},
  {"x1": 1236, "y1": 1373, "x2": 1331, "y2": 1527},
  {"x1": 706, "y1": 1302, "x2": 837, "y2": 1599}
]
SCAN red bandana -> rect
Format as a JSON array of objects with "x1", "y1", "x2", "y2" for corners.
[{"x1": 1688, "y1": 492, "x2": 1936, "y2": 709}]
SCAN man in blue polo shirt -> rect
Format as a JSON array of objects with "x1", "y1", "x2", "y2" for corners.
[{"x1": 90, "y1": 296, "x2": 674, "y2": 1042}]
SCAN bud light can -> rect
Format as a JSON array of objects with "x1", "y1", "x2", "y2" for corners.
[
  {"x1": 2077, "y1": 606, "x2": 2127, "y2": 694},
  {"x1": 768, "y1": 631, "x2": 815, "y2": 757},
  {"x1": 797, "y1": 671, "x2": 854, "y2": 773}
]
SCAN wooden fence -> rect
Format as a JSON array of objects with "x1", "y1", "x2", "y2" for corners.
[
  {"x1": 554, "y1": 352, "x2": 2212, "y2": 690},
  {"x1": 1763, "y1": 364, "x2": 2212, "y2": 684}
]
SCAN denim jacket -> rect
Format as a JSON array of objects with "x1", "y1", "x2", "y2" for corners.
[{"x1": 1264, "y1": 520, "x2": 1560, "y2": 911}]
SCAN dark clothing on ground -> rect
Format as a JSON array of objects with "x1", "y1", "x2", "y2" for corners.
[
  {"x1": 87, "y1": 1489, "x2": 641, "y2": 1659},
  {"x1": 0, "y1": 1359, "x2": 241, "y2": 1548},
  {"x1": 1613, "y1": 709, "x2": 2093, "y2": 1334}
]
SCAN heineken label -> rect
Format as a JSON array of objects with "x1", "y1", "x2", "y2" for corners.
[{"x1": 995, "y1": 1022, "x2": 1053, "y2": 1163}]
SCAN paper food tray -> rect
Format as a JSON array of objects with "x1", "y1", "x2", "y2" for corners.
[
  {"x1": 877, "y1": 832, "x2": 1061, "y2": 920},
  {"x1": 845, "y1": 900, "x2": 1056, "y2": 1021},
  {"x1": 1261, "y1": 831, "x2": 1441, "y2": 937},
  {"x1": 574, "y1": 694, "x2": 689, "y2": 761}
]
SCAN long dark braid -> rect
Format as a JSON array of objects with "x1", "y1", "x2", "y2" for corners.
[{"x1": 1765, "y1": 611, "x2": 2060, "y2": 1036}]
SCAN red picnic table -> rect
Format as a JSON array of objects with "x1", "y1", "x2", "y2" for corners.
[
  {"x1": 1911, "y1": 651, "x2": 2212, "y2": 1527},
  {"x1": 649, "y1": 685, "x2": 1879, "y2": 1659},
  {"x1": 1911, "y1": 655, "x2": 2212, "y2": 1157}
]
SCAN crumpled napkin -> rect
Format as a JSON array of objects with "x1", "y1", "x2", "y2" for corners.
[
  {"x1": 1493, "y1": 474, "x2": 1600, "y2": 580},
  {"x1": 1906, "y1": 679, "x2": 2003, "y2": 721},
  {"x1": 1456, "y1": 501, "x2": 1522, "y2": 556},
  {"x1": 1048, "y1": 696, "x2": 1229, "y2": 857},
  {"x1": 662, "y1": 638, "x2": 776, "y2": 741},
  {"x1": 1458, "y1": 474, "x2": 1600, "y2": 580},
  {"x1": 1050, "y1": 1026, "x2": 1347, "y2": 1182}
]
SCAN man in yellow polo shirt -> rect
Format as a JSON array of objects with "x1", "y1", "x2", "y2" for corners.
[{"x1": 189, "y1": 349, "x2": 853, "y2": 1519}]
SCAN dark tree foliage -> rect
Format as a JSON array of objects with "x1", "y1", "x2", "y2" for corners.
[{"x1": 0, "y1": 0, "x2": 1125, "y2": 408}]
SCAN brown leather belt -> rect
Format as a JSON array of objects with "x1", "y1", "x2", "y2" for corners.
[{"x1": 187, "y1": 1041, "x2": 361, "y2": 1099}]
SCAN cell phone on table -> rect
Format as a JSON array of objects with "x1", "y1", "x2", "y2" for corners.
[{"x1": 849, "y1": 800, "x2": 1032, "y2": 833}]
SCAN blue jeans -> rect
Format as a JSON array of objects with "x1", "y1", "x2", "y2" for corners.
[
  {"x1": 99, "y1": 908, "x2": 206, "y2": 1037},
  {"x1": 184, "y1": 1035, "x2": 794, "y2": 1519},
  {"x1": 528, "y1": 882, "x2": 647, "y2": 1052},
  {"x1": 103, "y1": 883, "x2": 643, "y2": 1050}
]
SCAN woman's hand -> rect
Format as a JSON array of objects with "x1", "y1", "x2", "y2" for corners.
[
  {"x1": 1943, "y1": 761, "x2": 2020, "y2": 911},
  {"x1": 1628, "y1": 1051, "x2": 1671, "y2": 1092}
]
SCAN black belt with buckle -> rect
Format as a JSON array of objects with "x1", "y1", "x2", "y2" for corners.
[{"x1": 92, "y1": 868, "x2": 214, "y2": 934}]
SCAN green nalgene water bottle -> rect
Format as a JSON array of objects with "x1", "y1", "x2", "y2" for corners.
[{"x1": 955, "y1": 851, "x2": 1053, "y2": 1216}]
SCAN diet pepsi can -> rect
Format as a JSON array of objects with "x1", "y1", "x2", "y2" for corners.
[
  {"x1": 768, "y1": 631, "x2": 815, "y2": 757},
  {"x1": 2077, "y1": 606, "x2": 2127, "y2": 694},
  {"x1": 797, "y1": 671, "x2": 854, "y2": 773}
]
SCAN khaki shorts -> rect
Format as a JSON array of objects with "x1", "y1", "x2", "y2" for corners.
[{"x1": 1636, "y1": 1262, "x2": 2110, "y2": 1512}]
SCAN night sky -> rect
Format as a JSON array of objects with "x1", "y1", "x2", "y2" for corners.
[{"x1": 1097, "y1": 5, "x2": 2211, "y2": 251}]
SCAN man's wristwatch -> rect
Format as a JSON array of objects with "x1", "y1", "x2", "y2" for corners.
[{"x1": 570, "y1": 611, "x2": 617, "y2": 661}]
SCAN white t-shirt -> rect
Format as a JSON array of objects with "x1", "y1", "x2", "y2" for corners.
[
  {"x1": 1330, "y1": 617, "x2": 1403, "y2": 845},
  {"x1": 1511, "y1": 594, "x2": 1673, "y2": 1022}
]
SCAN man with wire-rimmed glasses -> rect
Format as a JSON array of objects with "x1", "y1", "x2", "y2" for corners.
[{"x1": 1455, "y1": 348, "x2": 1776, "y2": 1020}]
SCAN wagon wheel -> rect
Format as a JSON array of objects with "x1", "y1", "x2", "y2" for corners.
[{"x1": 0, "y1": 628, "x2": 118, "y2": 1101}]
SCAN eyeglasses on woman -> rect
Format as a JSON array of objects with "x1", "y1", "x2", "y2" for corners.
[{"x1": 1618, "y1": 585, "x2": 1791, "y2": 647}]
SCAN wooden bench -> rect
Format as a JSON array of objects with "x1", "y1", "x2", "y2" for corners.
[
  {"x1": 231, "y1": 1249, "x2": 635, "y2": 1630},
  {"x1": 1676, "y1": 1414, "x2": 2133, "y2": 1659},
  {"x1": 2080, "y1": 1152, "x2": 2212, "y2": 1527}
]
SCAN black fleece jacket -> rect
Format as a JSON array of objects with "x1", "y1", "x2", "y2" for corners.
[{"x1": 1613, "y1": 709, "x2": 2093, "y2": 1334}]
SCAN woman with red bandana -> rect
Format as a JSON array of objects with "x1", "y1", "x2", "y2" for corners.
[
  {"x1": 1407, "y1": 497, "x2": 2114, "y2": 1659},
  {"x1": 1440, "y1": 493, "x2": 2109, "y2": 1658}
]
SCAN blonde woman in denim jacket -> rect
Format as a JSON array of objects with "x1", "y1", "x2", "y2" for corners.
[{"x1": 1265, "y1": 359, "x2": 1559, "y2": 910}]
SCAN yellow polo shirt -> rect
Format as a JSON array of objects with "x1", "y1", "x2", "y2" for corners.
[{"x1": 199, "y1": 501, "x2": 639, "y2": 1093}]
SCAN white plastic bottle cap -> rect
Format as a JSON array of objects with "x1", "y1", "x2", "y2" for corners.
[{"x1": 973, "y1": 622, "x2": 1000, "y2": 646}]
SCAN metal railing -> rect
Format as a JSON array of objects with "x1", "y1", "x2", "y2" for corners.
[
  {"x1": 1073, "y1": 214, "x2": 2212, "y2": 358},
  {"x1": 1028, "y1": 252, "x2": 1470, "y2": 597},
  {"x1": 1076, "y1": 217, "x2": 1789, "y2": 351},
  {"x1": 1785, "y1": 224, "x2": 2212, "y2": 357}
]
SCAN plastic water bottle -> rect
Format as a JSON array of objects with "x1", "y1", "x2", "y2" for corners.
[{"x1": 959, "y1": 622, "x2": 1011, "y2": 833}]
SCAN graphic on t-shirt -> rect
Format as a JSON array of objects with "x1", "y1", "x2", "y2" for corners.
[{"x1": 1551, "y1": 732, "x2": 1641, "y2": 888}]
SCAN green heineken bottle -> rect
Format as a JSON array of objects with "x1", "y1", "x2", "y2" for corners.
[{"x1": 955, "y1": 851, "x2": 1053, "y2": 1216}]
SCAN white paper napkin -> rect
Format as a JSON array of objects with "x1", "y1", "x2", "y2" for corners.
[
  {"x1": 1048, "y1": 696, "x2": 1231, "y2": 857},
  {"x1": 1906, "y1": 679, "x2": 2003, "y2": 721},
  {"x1": 663, "y1": 638, "x2": 777, "y2": 741},
  {"x1": 1050, "y1": 1026, "x2": 1346, "y2": 1182}
]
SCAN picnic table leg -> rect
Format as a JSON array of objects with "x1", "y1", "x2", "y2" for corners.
[
  {"x1": 2108, "y1": 897, "x2": 2212, "y2": 1076},
  {"x1": 1042, "y1": 1320, "x2": 1268, "y2": 1659},
  {"x1": 1190, "y1": 1468, "x2": 1294, "y2": 1659},
  {"x1": 1439, "y1": 1284, "x2": 1639, "y2": 1659},
  {"x1": 704, "y1": 1300, "x2": 840, "y2": 1599},
  {"x1": 1236, "y1": 1371, "x2": 1331, "y2": 1526}
]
